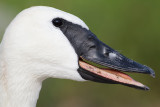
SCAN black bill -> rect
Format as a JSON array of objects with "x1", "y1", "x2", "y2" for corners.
[{"x1": 53, "y1": 18, "x2": 155, "y2": 90}]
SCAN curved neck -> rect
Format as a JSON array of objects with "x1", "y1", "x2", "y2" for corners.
[{"x1": 0, "y1": 60, "x2": 42, "y2": 107}]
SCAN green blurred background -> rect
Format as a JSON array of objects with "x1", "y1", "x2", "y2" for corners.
[{"x1": 0, "y1": 0, "x2": 160, "y2": 107}]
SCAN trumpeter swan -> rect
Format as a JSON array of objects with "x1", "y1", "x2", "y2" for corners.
[{"x1": 0, "y1": 6, "x2": 154, "y2": 107}]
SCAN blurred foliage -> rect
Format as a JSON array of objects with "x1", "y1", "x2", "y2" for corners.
[{"x1": 0, "y1": 0, "x2": 160, "y2": 107}]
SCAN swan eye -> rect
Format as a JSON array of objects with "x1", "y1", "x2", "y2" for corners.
[{"x1": 52, "y1": 18, "x2": 63, "y2": 27}]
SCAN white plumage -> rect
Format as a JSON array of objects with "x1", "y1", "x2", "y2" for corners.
[
  {"x1": 0, "y1": 5, "x2": 154, "y2": 107},
  {"x1": 0, "y1": 6, "x2": 87, "y2": 107}
]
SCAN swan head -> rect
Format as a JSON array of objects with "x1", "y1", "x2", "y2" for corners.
[{"x1": 2, "y1": 6, "x2": 154, "y2": 90}]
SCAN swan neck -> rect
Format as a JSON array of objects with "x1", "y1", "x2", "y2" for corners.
[{"x1": 0, "y1": 65, "x2": 42, "y2": 107}]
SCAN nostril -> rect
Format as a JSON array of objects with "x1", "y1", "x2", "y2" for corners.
[
  {"x1": 104, "y1": 52, "x2": 109, "y2": 57},
  {"x1": 89, "y1": 45, "x2": 96, "y2": 50}
]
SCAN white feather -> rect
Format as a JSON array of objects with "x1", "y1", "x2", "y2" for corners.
[{"x1": 0, "y1": 6, "x2": 88, "y2": 107}]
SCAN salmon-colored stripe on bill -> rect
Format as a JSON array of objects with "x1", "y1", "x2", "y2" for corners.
[{"x1": 79, "y1": 60, "x2": 145, "y2": 88}]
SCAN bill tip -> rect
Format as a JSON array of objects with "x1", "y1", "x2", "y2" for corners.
[
  {"x1": 144, "y1": 86, "x2": 150, "y2": 91},
  {"x1": 148, "y1": 67, "x2": 155, "y2": 78},
  {"x1": 150, "y1": 73, "x2": 155, "y2": 78}
]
